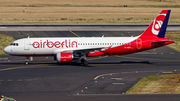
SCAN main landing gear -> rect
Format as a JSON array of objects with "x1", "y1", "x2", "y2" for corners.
[
  {"x1": 25, "y1": 56, "x2": 33, "y2": 65},
  {"x1": 81, "y1": 59, "x2": 88, "y2": 66}
]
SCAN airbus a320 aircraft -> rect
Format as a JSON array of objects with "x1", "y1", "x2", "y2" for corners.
[{"x1": 4, "y1": 10, "x2": 174, "y2": 66}]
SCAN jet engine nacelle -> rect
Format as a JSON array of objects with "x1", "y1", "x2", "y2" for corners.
[{"x1": 56, "y1": 52, "x2": 73, "y2": 63}]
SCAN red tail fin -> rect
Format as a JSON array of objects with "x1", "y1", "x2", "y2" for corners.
[{"x1": 140, "y1": 10, "x2": 171, "y2": 38}]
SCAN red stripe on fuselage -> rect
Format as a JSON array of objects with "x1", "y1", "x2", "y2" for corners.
[{"x1": 86, "y1": 37, "x2": 174, "y2": 56}]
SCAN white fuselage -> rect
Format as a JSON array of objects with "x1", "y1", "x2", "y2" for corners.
[{"x1": 4, "y1": 36, "x2": 139, "y2": 56}]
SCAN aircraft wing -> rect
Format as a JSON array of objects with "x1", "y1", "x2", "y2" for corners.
[{"x1": 53, "y1": 46, "x2": 107, "y2": 55}]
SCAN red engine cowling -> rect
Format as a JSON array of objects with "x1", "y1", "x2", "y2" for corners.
[{"x1": 56, "y1": 53, "x2": 73, "y2": 63}]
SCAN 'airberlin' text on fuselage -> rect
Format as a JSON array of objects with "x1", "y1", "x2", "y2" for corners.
[{"x1": 32, "y1": 39, "x2": 78, "y2": 48}]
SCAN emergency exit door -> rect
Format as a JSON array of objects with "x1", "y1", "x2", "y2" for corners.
[{"x1": 24, "y1": 40, "x2": 30, "y2": 50}]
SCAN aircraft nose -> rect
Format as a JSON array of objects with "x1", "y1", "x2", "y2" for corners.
[{"x1": 4, "y1": 46, "x2": 10, "y2": 54}]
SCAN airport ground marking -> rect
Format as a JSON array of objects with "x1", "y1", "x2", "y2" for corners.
[
  {"x1": 7, "y1": 79, "x2": 13, "y2": 81},
  {"x1": 17, "y1": 79, "x2": 23, "y2": 81},
  {"x1": 94, "y1": 70, "x2": 179, "y2": 80},
  {"x1": 134, "y1": 52, "x2": 157, "y2": 54},
  {"x1": 111, "y1": 78, "x2": 122, "y2": 80},
  {"x1": 73, "y1": 94, "x2": 123, "y2": 96},
  {"x1": 68, "y1": 29, "x2": 80, "y2": 37},
  {"x1": 26, "y1": 79, "x2": 32, "y2": 81},
  {"x1": 112, "y1": 83, "x2": 124, "y2": 85},
  {"x1": 94, "y1": 72, "x2": 119, "y2": 80},
  {"x1": 121, "y1": 70, "x2": 174, "y2": 74},
  {"x1": 115, "y1": 55, "x2": 180, "y2": 62},
  {"x1": 0, "y1": 79, "x2": 32, "y2": 82},
  {"x1": 91, "y1": 63, "x2": 146, "y2": 66},
  {"x1": 162, "y1": 72, "x2": 173, "y2": 74}
]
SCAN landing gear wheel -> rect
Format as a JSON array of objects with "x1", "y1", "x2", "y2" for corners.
[
  {"x1": 84, "y1": 60, "x2": 88, "y2": 66},
  {"x1": 25, "y1": 61, "x2": 28, "y2": 65},
  {"x1": 81, "y1": 59, "x2": 88, "y2": 66}
]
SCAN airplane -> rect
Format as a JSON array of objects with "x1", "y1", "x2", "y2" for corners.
[{"x1": 4, "y1": 10, "x2": 174, "y2": 66}]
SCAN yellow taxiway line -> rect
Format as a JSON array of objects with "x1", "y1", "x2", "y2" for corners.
[
  {"x1": 68, "y1": 29, "x2": 80, "y2": 37},
  {"x1": 0, "y1": 64, "x2": 47, "y2": 72},
  {"x1": 87, "y1": 55, "x2": 108, "y2": 61}
]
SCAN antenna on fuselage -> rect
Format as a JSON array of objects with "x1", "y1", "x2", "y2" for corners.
[
  {"x1": 102, "y1": 35, "x2": 104, "y2": 37},
  {"x1": 28, "y1": 36, "x2": 30, "y2": 38}
]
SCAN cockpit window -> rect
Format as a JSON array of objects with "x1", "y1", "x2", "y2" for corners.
[{"x1": 10, "y1": 43, "x2": 19, "y2": 46}]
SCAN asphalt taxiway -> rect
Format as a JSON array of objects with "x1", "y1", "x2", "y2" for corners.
[{"x1": 0, "y1": 30, "x2": 180, "y2": 101}]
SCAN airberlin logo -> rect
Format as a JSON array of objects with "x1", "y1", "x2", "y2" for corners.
[
  {"x1": 152, "y1": 14, "x2": 166, "y2": 35},
  {"x1": 155, "y1": 21, "x2": 163, "y2": 30},
  {"x1": 32, "y1": 39, "x2": 78, "y2": 48}
]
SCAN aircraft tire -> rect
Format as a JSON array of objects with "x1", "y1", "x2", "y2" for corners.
[
  {"x1": 83, "y1": 60, "x2": 88, "y2": 66},
  {"x1": 25, "y1": 61, "x2": 28, "y2": 65},
  {"x1": 81, "y1": 59, "x2": 88, "y2": 66}
]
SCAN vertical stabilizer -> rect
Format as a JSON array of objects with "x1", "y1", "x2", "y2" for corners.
[{"x1": 140, "y1": 10, "x2": 171, "y2": 38}]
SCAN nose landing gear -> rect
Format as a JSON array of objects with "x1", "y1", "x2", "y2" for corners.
[
  {"x1": 25, "y1": 61, "x2": 28, "y2": 65},
  {"x1": 25, "y1": 56, "x2": 33, "y2": 65}
]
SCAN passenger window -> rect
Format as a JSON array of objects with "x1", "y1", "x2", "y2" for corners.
[{"x1": 16, "y1": 43, "x2": 18, "y2": 46}]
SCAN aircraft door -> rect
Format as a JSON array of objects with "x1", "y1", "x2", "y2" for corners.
[
  {"x1": 136, "y1": 38, "x2": 142, "y2": 49},
  {"x1": 24, "y1": 40, "x2": 30, "y2": 50}
]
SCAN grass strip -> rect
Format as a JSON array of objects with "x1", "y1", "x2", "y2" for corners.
[
  {"x1": 166, "y1": 31, "x2": 180, "y2": 52},
  {"x1": 0, "y1": 34, "x2": 14, "y2": 55},
  {"x1": 126, "y1": 74, "x2": 180, "y2": 94}
]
